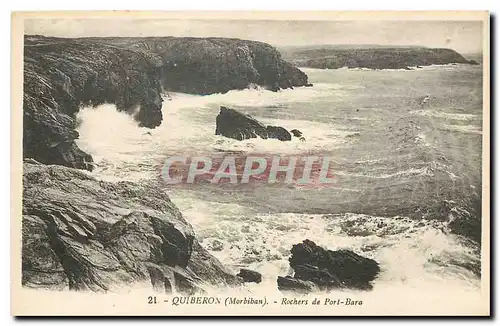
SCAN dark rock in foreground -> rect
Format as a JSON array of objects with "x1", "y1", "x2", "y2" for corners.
[
  {"x1": 237, "y1": 269, "x2": 262, "y2": 284},
  {"x1": 277, "y1": 239, "x2": 380, "y2": 293},
  {"x1": 215, "y1": 106, "x2": 292, "y2": 141},
  {"x1": 22, "y1": 161, "x2": 241, "y2": 292},
  {"x1": 277, "y1": 276, "x2": 318, "y2": 294},
  {"x1": 23, "y1": 35, "x2": 309, "y2": 171}
]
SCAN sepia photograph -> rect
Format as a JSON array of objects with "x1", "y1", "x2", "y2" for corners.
[{"x1": 10, "y1": 11, "x2": 490, "y2": 316}]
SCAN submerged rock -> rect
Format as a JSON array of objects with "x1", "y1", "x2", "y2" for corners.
[
  {"x1": 277, "y1": 239, "x2": 380, "y2": 294},
  {"x1": 237, "y1": 269, "x2": 262, "y2": 284},
  {"x1": 215, "y1": 106, "x2": 292, "y2": 141},
  {"x1": 22, "y1": 161, "x2": 241, "y2": 292}
]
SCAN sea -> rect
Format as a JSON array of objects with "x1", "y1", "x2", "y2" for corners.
[{"x1": 75, "y1": 63, "x2": 485, "y2": 308}]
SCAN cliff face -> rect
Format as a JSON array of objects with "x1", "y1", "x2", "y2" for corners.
[
  {"x1": 21, "y1": 35, "x2": 310, "y2": 293},
  {"x1": 215, "y1": 106, "x2": 293, "y2": 141},
  {"x1": 280, "y1": 46, "x2": 478, "y2": 70},
  {"x1": 22, "y1": 160, "x2": 240, "y2": 292},
  {"x1": 23, "y1": 35, "x2": 309, "y2": 170}
]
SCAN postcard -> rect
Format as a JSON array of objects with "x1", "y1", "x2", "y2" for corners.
[{"x1": 11, "y1": 10, "x2": 490, "y2": 316}]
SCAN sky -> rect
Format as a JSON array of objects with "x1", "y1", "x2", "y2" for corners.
[{"x1": 24, "y1": 19, "x2": 483, "y2": 54}]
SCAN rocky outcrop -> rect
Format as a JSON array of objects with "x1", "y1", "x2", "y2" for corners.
[
  {"x1": 277, "y1": 240, "x2": 380, "y2": 293},
  {"x1": 215, "y1": 106, "x2": 292, "y2": 141},
  {"x1": 23, "y1": 35, "x2": 309, "y2": 171},
  {"x1": 290, "y1": 129, "x2": 303, "y2": 138},
  {"x1": 281, "y1": 45, "x2": 478, "y2": 70},
  {"x1": 21, "y1": 160, "x2": 240, "y2": 292},
  {"x1": 277, "y1": 276, "x2": 318, "y2": 294},
  {"x1": 443, "y1": 197, "x2": 482, "y2": 245},
  {"x1": 279, "y1": 61, "x2": 310, "y2": 89},
  {"x1": 266, "y1": 126, "x2": 292, "y2": 141},
  {"x1": 236, "y1": 269, "x2": 262, "y2": 284}
]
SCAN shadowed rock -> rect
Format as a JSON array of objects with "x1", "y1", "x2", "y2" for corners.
[
  {"x1": 22, "y1": 161, "x2": 241, "y2": 292},
  {"x1": 215, "y1": 106, "x2": 292, "y2": 141},
  {"x1": 266, "y1": 126, "x2": 292, "y2": 141},
  {"x1": 237, "y1": 269, "x2": 262, "y2": 284},
  {"x1": 277, "y1": 239, "x2": 380, "y2": 294},
  {"x1": 290, "y1": 129, "x2": 303, "y2": 138},
  {"x1": 215, "y1": 106, "x2": 268, "y2": 140},
  {"x1": 23, "y1": 35, "x2": 309, "y2": 171}
]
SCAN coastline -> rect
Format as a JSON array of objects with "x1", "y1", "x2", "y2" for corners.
[
  {"x1": 20, "y1": 36, "x2": 483, "y2": 296},
  {"x1": 23, "y1": 35, "x2": 310, "y2": 171}
]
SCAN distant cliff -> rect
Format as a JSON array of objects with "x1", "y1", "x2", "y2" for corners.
[
  {"x1": 23, "y1": 35, "x2": 309, "y2": 170},
  {"x1": 280, "y1": 45, "x2": 479, "y2": 70}
]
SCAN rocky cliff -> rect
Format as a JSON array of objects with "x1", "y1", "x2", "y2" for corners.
[
  {"x1": 22, "y1": 160, "x2": 241, "y2": 292},
  {"x1": 23, "y1": 35, "x2": 309, "y2": 171},
  {"x1": 280, "y1": 45, "x2": 478, "y2": 70}
]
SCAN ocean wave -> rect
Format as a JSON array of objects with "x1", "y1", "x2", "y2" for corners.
[
  {"x1": 410, "y1": 110, "x2": 481, "y2": 121},
  {"x1": 170, "y1": 192, "x2": 480, "y2": 293}
]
